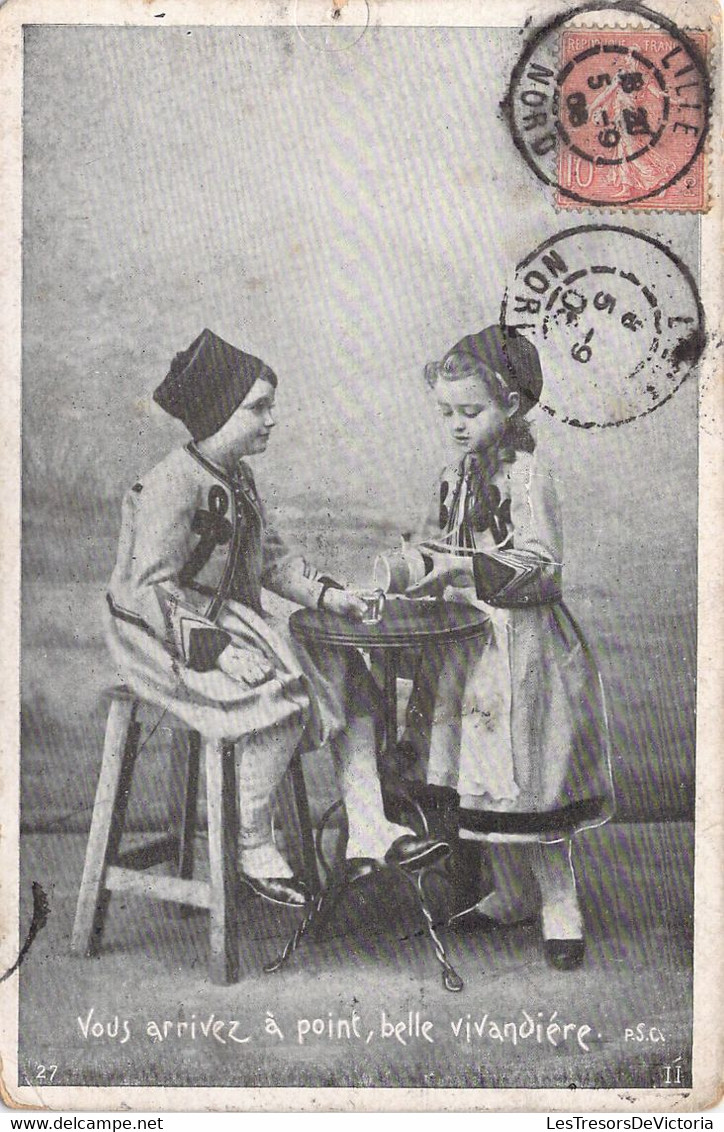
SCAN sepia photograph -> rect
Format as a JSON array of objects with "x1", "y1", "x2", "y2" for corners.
[{"x1": 1, "y1": 0, "x2": 721, "y2": 1111}]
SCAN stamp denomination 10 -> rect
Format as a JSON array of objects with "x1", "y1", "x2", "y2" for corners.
[{"x1": 504, "y1": 2, "x2": 711, "y2": 210}]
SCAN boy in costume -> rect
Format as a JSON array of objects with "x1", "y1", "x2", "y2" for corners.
[{"x1": 107, "y1": 329, "x2": 447, "y2": 906}]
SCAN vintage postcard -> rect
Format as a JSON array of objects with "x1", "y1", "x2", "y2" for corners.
[{"x1": 0, "y1": 0, "x2": 721, "y2": 1113}]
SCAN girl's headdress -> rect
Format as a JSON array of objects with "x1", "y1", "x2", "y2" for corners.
[
  {"x1": 440, "y1": 325, "x2": 543, "y2": 414},
  {"x1": 153, "y1": 328, "x2": 277, "y2": 441}
]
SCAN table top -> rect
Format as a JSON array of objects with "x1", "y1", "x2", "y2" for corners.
[{"x1": 289, "y1": 598, "x2": 490, "y2": 649}]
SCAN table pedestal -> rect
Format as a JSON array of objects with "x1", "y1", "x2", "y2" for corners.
[{"x1": 266, "y1": 600, "x2": 491, "y2": 991}]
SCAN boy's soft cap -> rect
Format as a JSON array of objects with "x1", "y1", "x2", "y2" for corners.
[
  {"x1": 153, "y1": 328, "x2": 278, "y2": 441},
  {"x1": 445, "y1": 325, "x2": 543, "y2": 414}
]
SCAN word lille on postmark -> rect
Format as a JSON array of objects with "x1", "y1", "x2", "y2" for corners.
[{"x1": 503, "y1": 2, "x2": 711, "y2": 210}]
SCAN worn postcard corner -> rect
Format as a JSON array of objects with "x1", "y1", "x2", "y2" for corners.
[{"x1": 0, "y1": 0, "x2": 722, "y2": 1114}]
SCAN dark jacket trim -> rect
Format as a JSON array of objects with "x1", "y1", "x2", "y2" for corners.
[
  {"x1": 186, "y1": 581, "x2": 216, "y2": 598},
  {"x1": 184, "y1": 442, "x2": 264, "y2": 622},
  {"x1": 108, "y1": 592, "x2": 234, "y2": 673},
  {"x1": 472, "y1": 552, "x2": 517, "y2": 601},
  {"x1": 185, "y1": 443, "x2": 240, "y2": 621},
  {"x1": 316, "y1": 576, "x2": 344, "y2": 609},
  {"x1": 178, "y1": 484, "x2": 233, "y2": 589},
  {"x1": 206, "y1": 495, "x2": 253, "y2": 621},
  {"x1": 472, "y1": 551, "x2": 562, "y2": 607},
  {"x1": 187, "y1": 627, "x2": 232, "y2": 672},
  {"x1": 106, "y1": 592, "x2": 158, "y2": 639},
  {"x1": 185, "y1": 441, "x2": 233, "y2": 486}
]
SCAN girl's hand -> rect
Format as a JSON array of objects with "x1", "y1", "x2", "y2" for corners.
[
  {"x1": 404, "y1": 550, "x2": 474, "y2": 598},
  {"x1": 322, "y1": 588, "x2": 367, "y2": 620},
  {"x1": 217, "y1": 644, "x2": 274, "y2": 687}
]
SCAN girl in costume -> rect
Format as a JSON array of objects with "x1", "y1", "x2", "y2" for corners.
[{"x1": 401, "y1": 325, "x2": 613, "y2": 969}]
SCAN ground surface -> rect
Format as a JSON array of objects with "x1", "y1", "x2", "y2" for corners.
[{"x1": 17, "y1": 822, "x2": 693, "y2": 1093}]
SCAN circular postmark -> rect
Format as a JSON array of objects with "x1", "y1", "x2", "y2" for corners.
[
  {"x1": 500, "y1": 225, "x2": 704, "y2": 428},
  {"x1": 294, "y1": 0, "x2": 369, "y2": 52},
  {"x1": 503, "y1": 2, "x2": 711, "y2": 207}
]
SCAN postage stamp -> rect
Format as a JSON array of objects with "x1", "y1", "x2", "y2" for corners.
[
  {"x1": 504, "y1": 2, "x2": 712, "y2": 210},
  {"x1": 555, "y1": 29, "x2": 710, "y2": 210},
  {"x1": 0, "y1": 0, "x2": 721, "y2": 1116}
]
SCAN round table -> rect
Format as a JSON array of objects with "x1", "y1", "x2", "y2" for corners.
[
  {"x1": 290, "y1": 597, "x2": 491, "y2": 776},
  {"x1": 281, "y1": 599, "x2": 491, "y2": 993}
]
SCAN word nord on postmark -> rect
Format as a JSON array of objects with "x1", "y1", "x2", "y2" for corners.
[
  {"x1": 2, "y1": 0, "x2": 721, "y2": 1113},
  {"x1": 504, "y1": 2, "x2": 711, "y2": 209},
  {"x1": 500, "y1": 224, "x2": 704, "y2": 427}
]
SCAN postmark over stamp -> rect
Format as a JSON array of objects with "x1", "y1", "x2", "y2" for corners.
[
  {"x1": 1, "y1": 0, "x2": 722, "y2": 1114},
  {"x1": 504, "y1": 2, "x2": 712, "y2": 210},
  {"x1": 555, "y1": 29, "x2": 710, "y2": 209},
  {"x1": 500, "y1": 224, "x2": 704, "y2": 427}
]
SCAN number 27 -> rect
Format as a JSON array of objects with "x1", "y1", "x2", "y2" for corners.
[{"x1": 34, "y1": 1064, "x2": 58, "y2": 1083}]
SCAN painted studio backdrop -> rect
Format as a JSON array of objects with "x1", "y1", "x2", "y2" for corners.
[
  {"x1": 22, "y1": 24, "x2": 696, "y2": 827},
  {"x1": 19, "y1": 21, "x2": 698, "y2": 1091}
]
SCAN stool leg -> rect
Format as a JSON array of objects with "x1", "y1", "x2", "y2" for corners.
[
  {"x1": 71, "y1": 698, "x2": 140, "y2": 956},
  {"x1": 169, "y1": 729, "x2": 201, "y2": 877},
  {"x1": 171, "y1": 730, "x2": 201, "y2": 919},
  {"x1": 289, "y1": 750, "x2": 320, "y2": 891},
  {"x1": 205, "y1": 738, "x2": 240, "y2": 984}
]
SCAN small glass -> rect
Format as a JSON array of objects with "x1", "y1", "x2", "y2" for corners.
[{"x1": 354, "y1": 588, "x2": 386, "y2": 624}]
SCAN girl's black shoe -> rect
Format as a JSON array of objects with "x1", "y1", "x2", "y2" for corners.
[{"x1": 543, "y1": 938, "x2": 585, "y2": 970}]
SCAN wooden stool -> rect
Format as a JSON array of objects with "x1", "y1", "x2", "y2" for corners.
[{"x1": 71, "y1": 686, "x2": 319, "y2": 984}]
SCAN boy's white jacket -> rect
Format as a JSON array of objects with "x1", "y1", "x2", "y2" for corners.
[{"x1": 105, "y1": 443, "x2": 362, "y2": 741}]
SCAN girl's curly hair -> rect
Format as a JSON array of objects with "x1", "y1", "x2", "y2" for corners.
[{"x1": 425, "y1": 349, "x2": 536, "y2": 455}]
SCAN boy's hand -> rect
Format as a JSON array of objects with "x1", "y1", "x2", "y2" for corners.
[
  {"x1": 404, "y1": 549, "x2": 473, "y2": 598},
  {"x1": 217, "y1": 644, "x2": 274, "y2": 687},
  {"x1": 322, "y1": 588, "x2": 367, "y2": 620}
]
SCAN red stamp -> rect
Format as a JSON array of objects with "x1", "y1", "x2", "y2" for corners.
[
  {"x1": 555, "y1": 30, "x2": 709, "y2": 210},
  {"x1": 505, "y1": 5, "x2": 711, "y2": 211}
]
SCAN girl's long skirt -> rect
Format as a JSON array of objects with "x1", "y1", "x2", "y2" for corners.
[{"x1": 404, "y1": 599, "x2": 614, "y2": 841}]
